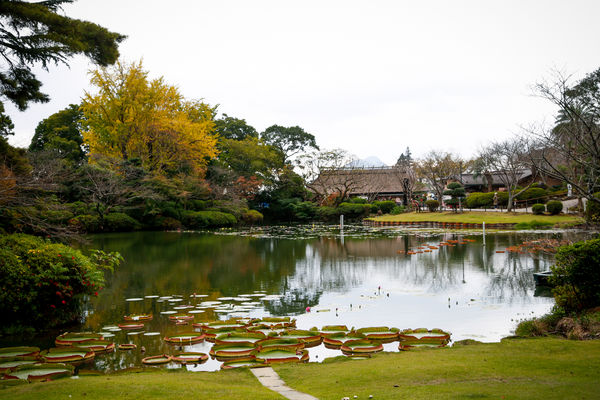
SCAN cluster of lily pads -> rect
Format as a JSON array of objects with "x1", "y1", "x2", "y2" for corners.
[{"x1": 0, "y1": 320, "x2": 450, "y2": 383}]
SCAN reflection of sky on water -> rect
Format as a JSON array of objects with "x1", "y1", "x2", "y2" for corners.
[{"x1": 8, "y1": 227, "x2": 593, "y2": 373}]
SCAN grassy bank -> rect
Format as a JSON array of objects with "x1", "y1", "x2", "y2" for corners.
[
  {"x1": 276, "y1": 337, "x2": 600, "y2": 400},
  {"x1": 368, "y1": 211, "x2": 584, "y2": 226},
  {"x1": 2, "y1": 338, "x2": 599, "y2": 399},
  {"x1": 0, "y1": 368, "x2": 282, "y2": 400}
]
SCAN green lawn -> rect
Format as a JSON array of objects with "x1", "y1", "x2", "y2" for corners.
[
  {"x1": 2, "y1": 338, "x2": 599, "y2": 400},
  {"x1": 0, "y1": 368, "x2": 284, "y2": 400},
  {"x1": 368, "y1": 211, "x2": 584, "y2": 225},
  {"x1": 276, "y1": 337, "x2": 600, "y2": 400}
]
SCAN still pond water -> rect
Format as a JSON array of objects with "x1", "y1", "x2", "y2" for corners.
[{"x1": 15, "y1": 225, "x2": 596, "y2": 372}]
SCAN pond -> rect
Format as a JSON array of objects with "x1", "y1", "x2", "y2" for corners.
[{"x1": 5, "y1": 225, "x2": 594, "y2": 373}]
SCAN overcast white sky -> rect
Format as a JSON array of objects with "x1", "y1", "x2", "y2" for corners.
[{"x1": 6, "y1": 0, "x2": 600, "y2": 165}]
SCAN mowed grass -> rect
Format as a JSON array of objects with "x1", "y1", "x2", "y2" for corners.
[
  {"x1": 368, "y1": 211, "x2": 584, "y2": 225},
  {"x1": 2, "y1": 338, "x2": 599, "y2": 400},
  {"x1": 275, "y1": 337, "x2": 600, "y2": 400},
  {"x1": 0, "y1": 368, "x2": 284, "y2": 400}
]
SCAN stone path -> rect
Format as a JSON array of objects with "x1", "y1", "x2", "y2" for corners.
[{"x1": 251, "y1": 367, "x2": 318, "y2": 400}]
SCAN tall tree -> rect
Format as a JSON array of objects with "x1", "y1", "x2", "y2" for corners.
[
  {"x1": 82, "y1": 61, "x2": 218, "y2": 177},
  {"x1": 261, "y1": 125, "x2": 319, "y2": 164},
  {"x1": 395, "y1": 147, "x2": 412, "y2": 167},
  {"x1": 524, "y1": 68, "x2": 600, "y2": 208},
  {"x1": 214, "y1": 114, "x2": 258, "y2": 141},
  {"x1": 0, "y1": 0, "x2": 124, "y2": 134},
  {"x1": 29, "y1": 104, "x2": 85, "y2": 163},
  {"x1": 416, "y1": 151, "x2": 463, "y2": 202},
  {"x1": 478, "y1": 137, "x2": 534, "y2": 212}
]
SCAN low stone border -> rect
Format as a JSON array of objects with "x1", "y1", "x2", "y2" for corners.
[{"x1": 364, "y1": 220, "x2": 515, "y2": 229}]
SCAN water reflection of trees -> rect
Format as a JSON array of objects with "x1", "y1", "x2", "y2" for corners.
[{"x1": 84, "y1": 230, "x2": 585, "y2": 328}]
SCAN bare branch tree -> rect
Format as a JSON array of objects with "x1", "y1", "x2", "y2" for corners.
[{"x1": 416, "y1": 151, "x2": 463, "y2": 202}]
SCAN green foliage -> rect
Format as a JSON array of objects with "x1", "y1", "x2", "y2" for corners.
[
  {"x1": 69, "y1": 214, "x2": 101, "y2": 233},
  {"x1": 465, "y1": 192, "x2": 508, "y2": 208},
  {"x1": 214, "y1": 114, "x2": 258, "y2": 141},
  {"x1": 348, "y1": 197, "x2": 368, "y2": 204},
  {"x1": 242, "y1": 210, "x2": 263, "y2": 225},
  {"x1": 154, "y1": 216, "x2": 182, "y2": 231},
  {"x1": 28, "y1": 104, "x2": 85, "y2": 163},
  {"x1": 103, "y1": 213, "x2": 141, "y2": 232},
  {"x1": 182, "y1": 210, "x2": 237, "y2": 229},
  {"x1": 390, "y1": 205, "x2": 405, "y2": 215},
  {"x1": 0, "y1": 233, "x2": 121, "y2": 331},
  {"x1": 516, "y1": 187, "x2": 548, "y2": 202},
  {"x1": 0, "y1": 0, "x2": 124, "y2": 115},
  {"x1": 532, "y1": 203, "x2": 546, "y2": 215},
  {"x1": 316, "y1": 206, "x2": 338, "y2": 221},
  {"x1": 546, "y1": 200, "x2": 563, "y2": 215},
  {"x1": 372, "y1": 200, "x2": 396, "y2": 214},
  {"x1": 261, "y1": 125, "x2": 319, "y2": 162},
  {"x1": 443, "y1": 182, "x2": 466, "y2": 208},
  {"x1": 514, "y1": 220, "x2": 554, "y2": 230},
  {"x1": 337, "y1": 202, "x2": 371, "y2": 219},
  {"x1": 551, "y1": 238, "x2": 600, "y2": 312},
  {"x1": 425, "y1": 199, "x2": 439, "y2": 212},
  {"x1": 586, "y1": 193, "x2": 600, "y2": 223}
]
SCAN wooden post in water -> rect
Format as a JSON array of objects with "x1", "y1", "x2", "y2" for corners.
[
  {"x1": 340, "y1": 214, "x2": 344, "y2": 230},
  {"x1": 483, "y1": 221, "x2": 486, "y2": 246}
]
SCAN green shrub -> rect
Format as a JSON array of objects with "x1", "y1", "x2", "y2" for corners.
[
  {"x1": 155, "y1": 216, "x2": 182, "y2": 230},
  {"x1": 316, "y1": 206, "x2": 338, "y2": 221},
  {"x1": 242, "y1": 210, "x2": 264, "y2": 225},
  {"x1": 546, "y1": 200, "x2": 563, "y2": 215},
  {"x1": 337, "y1": 202, "x2": 371, "y2": 219},
  {"x1": 515, "y1": 318, "x2": 549, "y2": 337},
  {"x1": 68, "y1": 214, "x2": 102, "y2": 233},
  {"x1": 390, "y1": 205, "x2": 405, "y2": 215},
  {"x1": 103, "y1": 213, "x2": 141, "y2": 232},
  {"x1": 551, "y1": 238, "x2": 600, "y2": 312},
  {"x1": 188, "y1": 199, "x2": 209, "y2": 211},
  {"x1": 425, "y1": 199, "x2": 439, "y2": 212},
  {"x1": 0, "y1": 234, "x2": 122, "y2": 331},
  {"x1": 585, "y1": 193, "x2": 600, "y2": 223},
  {"x1": 293, "y1": 201, "x2": 317, "y2": 221},
  {"x1": 348, "y1": 197, "x2": 367, "y2": 204},
  {"x1": 465, "y1": 192, "x2": 509, "y2": 208},
  {"x1": 532, "y1": 203, "x2": 546, "y2": 215},
  {"x1": 67, "y1": 201, "x2": 90, "y2": 216},
  {"x1": 372, "y1": 200, "x2": 396, "y2": 214},
  {"x1": 516, "y1": 187, "x2": 548, "y2": 202},
  {"x1": 41, "y1": 209, "x2": 74, "y2": 224},
  {"x1": 182, "y1": 210, "x2": 237, "y2": 229},
  {"x1": 514, "y1": 220, "x2": 553, "y2": 230}
]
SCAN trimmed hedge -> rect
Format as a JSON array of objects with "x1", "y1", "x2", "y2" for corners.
[
  {"x1": 465, "y1": 192, "x2": 508, "y2": 208},
  {"x1": 516, "y1": 187, "x2": 548, "y2": 202},
  {"x1": 373, "y1": 200, "x2": 396, "y2": 214},
  {"x1": 546, "y1": 200, "x2": 563, "y2": 215},
  {"x1": 425, "y1": 199, "x2": 439, "y2": 212},
  {"x1": 182, "y1": 210, "x2": 237, "y2": 229},
  {"x1": 242, "y1": 210, "x2": 264, "y2": 225},
  {"x1": 69, "y1": 214, "x2": 101, "y2": 233},
  {"x1": 337, "y1": 202, "x2": 372, "y2": 219},
  {"x1": 532, "y1": 204, "x2": 546, "y2": 215},
  {"x1": 103, "y1": 213, "x2": 141, "y2": 232}
]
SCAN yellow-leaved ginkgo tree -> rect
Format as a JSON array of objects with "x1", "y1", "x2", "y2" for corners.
[{"x1": 81, "y1": 60, "x2": 218, "y2": 176}]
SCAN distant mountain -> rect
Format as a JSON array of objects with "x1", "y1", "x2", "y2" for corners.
[{"x1": 346, "y1": 156, "x2": 388, "y2": 168}]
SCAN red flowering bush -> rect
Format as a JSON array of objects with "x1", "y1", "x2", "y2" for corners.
[{"x1": 0, "y1": 234, "x2": 122, "y2": 332}]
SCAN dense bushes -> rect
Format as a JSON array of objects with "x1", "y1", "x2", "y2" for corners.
[
  {"x1": 373, "y1": 200, "x2": 396, "y2": 214},
  {"x1": 546, "y1": 200, "x2": 563, "y2": 215},
  {"x1": 242, "y1": 209, "x2": 263, "y2": 225},
  {"x1": 425, "y1": 199, "x2": 439, "y2": 212},
  {"x1": 103, "y1": 213, "x2": 141, "y2": 232},
  {"x1": 516, "y1": 187, "x2": 548, "y2": 202},
  {"x1": 532, "y1": 204, "x2": 546, "y2": 215},
  {"x1": 465, "y1": 192, "x2": 508, "y2": 208},
  {"x1": 551, "y1": 238, "x2": 600, "y2": 313},
  {"x1": 0, "y1": 234, "x2": 122, "y2": 332},
  {"x1": 337, "y1": 202, "x2": 372, "y2": 219},
  {"x1": 181, "y1": 210, "x2": 237, "y2": 229}
]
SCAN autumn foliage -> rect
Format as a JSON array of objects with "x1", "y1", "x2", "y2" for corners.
[{"x1": 82, "y1": 61, "x2": 218, "y2": 176}]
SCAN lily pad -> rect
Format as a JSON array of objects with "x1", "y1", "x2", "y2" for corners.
[
  {"x1": 123, "y1": 314, "x2": 153, "y2": 322},
  {"x1": 4, "y1": 363, "x2": 74, "y2": 381},
  {"x1": 0, "y1": 357, "x2": 38, "y2": 373},
  {"x1": 171, "y1": 352, "x2": 209, "y2": 364},
  {"x1": 141, "y1": 354, "x2": 172, "y2": 365},
  {"x1": 125, "y1": 298, "x2": 144, "y2": 302},
  {"x1": 221, "y1": 356, "x2": 267, "y2": 369},
  {"x1": 118, "y1": 344, "x2": 137, "y2": 350},
  {"x1": 253, "y1": 347, "x2": 309, "y2": 363},
  {"x1": 356, "y1": 326, "x2": 400, "y2": 341},
  {"x1": 340, "y1": 339, "x2": 383, "y2": 355},
  {"x1": 118, "y1": 323, "x2": 145, "y2": 330},
  {"x1": 209, "y1": 343, "x2": 257, "y2": 359},
  {"x1": 55, "y1": 332, "x2": 104, "y2": 346},
  {"x1": 41, "y1": 347, "x2": 95, "y2": 363},
  {"x1": 215, "y1": 332, "x2": 266, "y2": 346},
  {"x1": 0, "y1": 346, "x2": 40, "y2": 359},
  {"x1": 164, "y1": 332, "x2": 205, "y2": 344}
]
